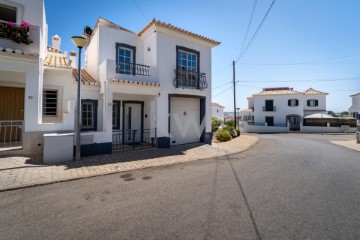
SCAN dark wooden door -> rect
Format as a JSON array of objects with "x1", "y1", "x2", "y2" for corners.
[{"x1": 0, "y1": 87, "x2": 24, "y2": 142}]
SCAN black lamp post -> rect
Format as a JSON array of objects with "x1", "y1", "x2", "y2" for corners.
[{"x1": 71, "y1": 36, "x2": 88, "y2": 161}]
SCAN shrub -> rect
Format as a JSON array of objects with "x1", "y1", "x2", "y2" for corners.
[
  {"x1": 235, "y1": 128, "x2": 240, "y2": 136},
  {"x1": 215, "y1": 129, "x2": 232, "y2": 142},
  {"x1": 0, "y1": 21, "x2": 34, "y2": 45},
  {"x1": 211, "y1": 117, "x2": 223, "y2": 132},
  {"x1": 224, "y1": 120, "x2": 234, "y2": 128}
]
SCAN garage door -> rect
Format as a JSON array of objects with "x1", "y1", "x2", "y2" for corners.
[{"x1": 170, "y1": 97, "x2": 200, "y2": 145}]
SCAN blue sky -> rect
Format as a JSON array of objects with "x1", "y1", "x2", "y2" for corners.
[{"x1": 45, "y1": 0, "x2": 360, "y2": 113}]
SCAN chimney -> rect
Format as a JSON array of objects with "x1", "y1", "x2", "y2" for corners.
[
  {"x1": 69, "y1": 51, "x2": 76, "y2": 68},
  {"x1": 52, "y1": 34, "x2": 61, "y2": 50}
]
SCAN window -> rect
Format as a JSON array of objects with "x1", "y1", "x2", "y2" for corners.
[
  {"x1": 116, "y1": 43, "x2": 136, "y2": 75},
  {"x1": 112, "y1": 101, "x2": 120, "y2": 129},
  {"x1": 264, "y1": 100, "x2": 275, "y2": 111},
  {"x1": 0, "y1": 4, "x2": 16, "y2": 22},
  {"x1": 176, "y1": 46, "x2": 200, "y2": 88},
  {"x1": 43, "y1": 90, "x2": 58, "y2": 116},
  {"x1": 307, "y1": 99, "x2": 319, "y2": 107},
  {"x1": 81, "y1": 100, "x2": 97, "y2": 131},
  {"x1": 288, "y1": 99, "x2": 299, "y2": 107},
  {"x1": 265, "y1": 116, "x2": 274, "y2": 126}
]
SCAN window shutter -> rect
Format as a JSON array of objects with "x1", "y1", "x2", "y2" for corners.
[
  {"x1": 307, "y1": 100, "x2": 310, "y2": 106},
  {"x1": 295, "y1": 99, "x2": 299, "y2": 106},
  {"x1": 288, "y1": 100, "x2": 291, "y2": 106},
  {"x1": 315, "y1": 100, "x2": 319, "y2": 106}
]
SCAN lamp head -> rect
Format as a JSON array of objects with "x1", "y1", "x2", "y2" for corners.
[{"x1": 71, "y1": 36, "x2": 88, "y2": 48}]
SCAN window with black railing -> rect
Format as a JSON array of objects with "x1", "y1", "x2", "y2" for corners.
[
  {"x1": 174, "y1": 46, "x2": 208, "y2": 90},
  {"x1": 116, "y1": 62, "x2": 150, "y2": 76},
  {"x1": 115, "y1": 42, "x2": 150, "y2": 77}
]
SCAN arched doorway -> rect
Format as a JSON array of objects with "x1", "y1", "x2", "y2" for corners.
[{"x1": 287, "y1": 115, "x2": 300, "y2": 131}]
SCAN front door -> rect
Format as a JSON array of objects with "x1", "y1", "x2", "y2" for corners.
[
  {"x1": 124, "y1": 103, "x2": 142, "y2": 143},
  {"x1": 288, "y1": 116, "x2": 300, "y2": 131},
  {"x1": 0, "y1": 87, "x2": 24, "y2": 142}
]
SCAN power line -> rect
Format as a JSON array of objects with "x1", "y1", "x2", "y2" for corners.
[
  {"x1": 213, "y1": 86, "x2": 233, "y2": 98},
  {"x1": 132, "y1": 0, "x2": 149, "y2": 22},
  {"x1": 212, "y1": 81, "x2": 232, "y2": 89},
  {"x1": 236, "y1": 0, "x2": 258, "y2": 62},
  {"x1": 213, "y1": 63, "x2": 232, "y2": 76},
  {"x1": 237, "y1": 76, "x2": 360, "y2": 83},
  {"x1": 237, "y1": 0, "x2": 276, "y2": 62}
]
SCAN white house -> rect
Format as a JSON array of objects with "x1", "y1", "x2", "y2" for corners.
[
  {"x1": 239, "y1": 87, "x2": 329, "y2": 132},
  {"x1": 349, "y1": 92, "x2": 360, "y2": 123},
  {"x1": 211, "y1": 102, "x2": 225, "y2": 120},
  {"x1": 0, "y1": 0, "x2": 50, "y2": 158},
  {"x1": 80, "y1": 17, "x2": 219, "y2": 154},
  {"x1": 0, "y1": 3, "x2": 220, "y2": 162}
]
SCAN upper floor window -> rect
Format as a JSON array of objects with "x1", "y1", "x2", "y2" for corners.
[
  {"x1": 116, "y1": 43, "x2": 136, "y2": 75},
  {"x1": 0, "y1": 4, "x2": 16, "y2": 22},
  {"x1": 307, "y1": 99, "x2": 319, "y2": 107},
  {"x1": 175, "y1": 46, "x2": 201, "y2": 89},
  {"x1": 264, "y1": 99, "x2": 275, "y2": 111},
  {"x1": 288, "y1": 99, "x2": 299, "y2": 107}
]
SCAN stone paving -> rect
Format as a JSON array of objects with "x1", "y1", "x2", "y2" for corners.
[
  {"x1": 0, "y1": 135, "x2": 258, "y2": 191},
  {"x1": 331, "y1": 140, "x2": 360, "y2": 152}
]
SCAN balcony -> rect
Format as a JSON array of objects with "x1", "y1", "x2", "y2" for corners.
[
  {"x1": 173, "y1": 68, "x2": 208, "y2": 90},
  {"x1": 263, "y1": 106, "x2": 276, "y2": 112},
  {"x1": 104, "y1": 59, "x2": 157, "y2": 84},
  {"x1": 0, "y1": 21, "x2": 40, "y2": 56}
]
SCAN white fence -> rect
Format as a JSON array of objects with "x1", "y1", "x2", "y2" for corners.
[
  {"x1": 239, "y1": 121, "x2": 356, "y2": 133},
  {"x1": 0, "y1": 120, "x2": 23, "y2": 147}
]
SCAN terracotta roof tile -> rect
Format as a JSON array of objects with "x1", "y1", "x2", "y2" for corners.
[
  {"x1": 138, "y1": 19, "x2": 220, "y2": 46},
  {"x1": 211, "y1": 102, "x2": 225, "y2": 108},
  {"x1": 254, "y1": 87, "x2": 303, "y2": 96},
  {"x1": 72, "y1": 69, "x2": 99, "y2": 85},
  {"x1": 304, "y1": 88, "x2": 328, "y2": 95},
  {"x1": 47, "y1": 46, "x2": 62, "y2": 53}
]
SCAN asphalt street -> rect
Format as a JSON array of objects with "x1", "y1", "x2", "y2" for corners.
[{"x1": 0, "y1": 134, "x2": 359, "y2": 240}]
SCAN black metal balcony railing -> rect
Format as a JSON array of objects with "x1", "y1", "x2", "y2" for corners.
[
  {"x1": 263, "y1": 106, "x2": 276, "y2": 112},
  {"x1": 116, "y1": 62, "x2": 150, "y2": 76},
  {"x1": 173, "y1": 69, "x2": 208, "y2": 90}
]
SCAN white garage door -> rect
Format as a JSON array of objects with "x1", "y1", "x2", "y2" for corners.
[{"x1": 170, "y1": 97, "x2": 200, "y2": 145}]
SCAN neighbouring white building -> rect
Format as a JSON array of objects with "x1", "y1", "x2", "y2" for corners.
[
  {"x1": 349, "y1": 92, "x2": 360, "y2": 123},
  {"x1": 238, "y1": 87, "x2": 344, "y2": 133},
  {"x1": 0, "y1": 1, "x2": 220, "y2": 162},
  {"x1": 211, "y1": 102, "x2": 225, "y2": 120}
]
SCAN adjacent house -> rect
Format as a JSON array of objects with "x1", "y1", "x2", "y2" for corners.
[
  {"x1": 349, "y1": 92, "x2": 360, "y2": 123},
  {"x1": 239, "y1": 87, "x2": 331, "y2": 132},
  {"x1": 0, "y1": 0, "x2": 220, "y2": 162},
  {"x1": 211, "y1": 102, "x2": 225, "y2": 120}
]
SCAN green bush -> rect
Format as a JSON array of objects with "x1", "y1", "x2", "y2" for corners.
[
  {"x1": 215, "y1": 129, "x2": 232, "y2": 142},
  {"x1": 224, "y1": 120, "x2": 234, "y2": 128},
  {"x1": 235, "y1": 128, "x2": 240, "y2": 136},
  {"x1": 211, "y1": 117, "x2": 223, "y2": 132}
]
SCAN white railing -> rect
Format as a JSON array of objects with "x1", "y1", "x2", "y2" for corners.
[{"x1": 0, "y1": 120, "x2": 23, "y2": 147}]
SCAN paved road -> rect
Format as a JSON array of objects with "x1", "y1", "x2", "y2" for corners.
[{"x1": 1, "y1": 134, "x2": 359, "y2": 240}]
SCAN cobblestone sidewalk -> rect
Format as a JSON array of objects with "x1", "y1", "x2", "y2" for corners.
[{"x1": 0, "y1": 135, "x2": 258, "y2": 191}]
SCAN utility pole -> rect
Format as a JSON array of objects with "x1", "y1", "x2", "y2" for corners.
[{"x1": 233, "y1": 60, "x2": 237, "y2": 129}]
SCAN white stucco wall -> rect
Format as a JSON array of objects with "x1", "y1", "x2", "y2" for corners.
[
  {"x1": 303, "y1": 94, "x2": 327, "y2": 111},
  {"x1": 253, "y1": 94, "x2": 304, "y2": 124},
  {"x1": 212, "y1": 106, "x2": 224, "y2": 120},
  {"x1": 155, "y1": 30, "x2": 212, "y2": 137}
]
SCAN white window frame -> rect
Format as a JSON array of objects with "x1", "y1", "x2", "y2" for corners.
[
  {"x1": 42, "y1": 87, "x2": 62, "y2": 122},
  {"x1": 308, "y1": 99, "x2": 318, "y2": 107},
  {"x1": 0, "y1": 1, "x2": 24, "y2": 24},
  {"x1": 117, "y1": 47, "x2": 133, "y2": 75}
]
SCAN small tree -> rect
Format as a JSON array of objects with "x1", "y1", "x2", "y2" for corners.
[{"x1": 211, "y1": 117, "x2": 223, "y2": 132}]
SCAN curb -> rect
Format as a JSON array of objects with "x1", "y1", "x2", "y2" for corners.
[{"x1": 0, "y1": 135, "x2": 259, "y2": 193}]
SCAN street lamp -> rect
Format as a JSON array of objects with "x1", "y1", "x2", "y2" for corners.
[{"x1": 71, "y1": 36, "x2": 88, "y2": 161}]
